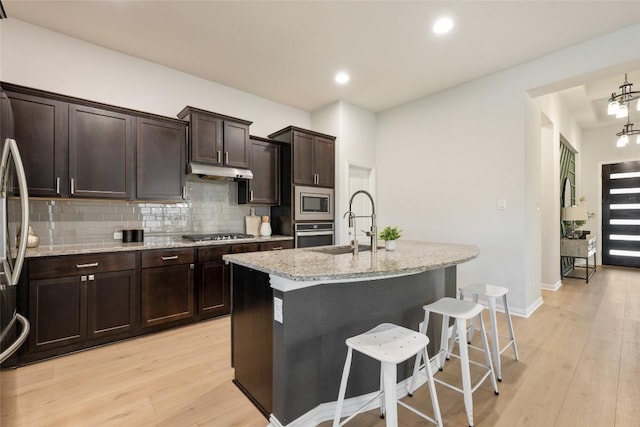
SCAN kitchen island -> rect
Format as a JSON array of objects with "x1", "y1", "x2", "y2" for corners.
[{"x1": 223, "y1": 240, "x2": 479, "y2": 427}]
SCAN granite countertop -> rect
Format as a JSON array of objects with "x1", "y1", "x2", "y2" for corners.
[
  {"x1": 25, "y1": 235, "x2": 294, "y2": 258},
  {"x1": 222, "y1": 240, "x2": 479, "y2": 282}
]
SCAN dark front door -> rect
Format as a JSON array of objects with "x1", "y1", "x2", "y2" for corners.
[{"x1": 602, "y1": 161, "x2": 640, "y2": 268}]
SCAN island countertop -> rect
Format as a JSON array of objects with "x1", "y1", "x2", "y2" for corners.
[{"x1": 222, "y1": 240, "x2": 479, "y2": 282}]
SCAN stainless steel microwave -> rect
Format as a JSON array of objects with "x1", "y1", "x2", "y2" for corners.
[{"x1": 294, "y1": 185, "x2": 334, "y2": 221}]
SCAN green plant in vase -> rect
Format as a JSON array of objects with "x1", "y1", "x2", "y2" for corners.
[{"x1": 379, "y1": 226, "x2": 402, "y2": 251}]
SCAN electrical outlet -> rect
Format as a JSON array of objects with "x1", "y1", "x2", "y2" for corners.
[
  {"x1": 274, "y1": 297, "x2": 283, "y2": 323},
  {"x1": 114, "y1": 231, "x2": 123, "y2": 240}
]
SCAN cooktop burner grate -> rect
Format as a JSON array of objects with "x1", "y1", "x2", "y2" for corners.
[{"x1": 181, "y1": 233, "x2": 254, "y2": 242}]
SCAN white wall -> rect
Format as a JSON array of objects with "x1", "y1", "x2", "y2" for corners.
[
  {"x1": 0, "y1": 19, "x2": 309, "y2": 137},
  {"x1": 312, "y1": 101, "x2": 377, "y2": 245},
  {"x1": 581, "y1": 124, "x2": 640, "y2": 263},
  {"x1": 376, "y1": 23, "x2": 640, "y2": 315}
]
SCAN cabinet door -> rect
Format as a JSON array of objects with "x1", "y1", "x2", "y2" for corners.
[
  {"x1": 6, "y1": 91, "x2": 68, "y2": 197},
  {"x1": 136, "y1": 117, "x2": 186, "y2": 200},
  {"x1": 199, "y1": 261, "x2": 230, "y2": 318},
  {"x1": 191, "y1": 112, "x2": 223, "y2": 165},
  {"x1": 69, "y1": 104, "x2": 134, "y2": 199},
  {"x1": 247, "y1": 139, "x2": 279, "y2": 205},
  {"x1": 29, "y1": 276, "x2": 87, "y2": 352},
  {"x1": 314, "y1": 136, "x2": 335, "y2": 187},
  {"x1": 141, "y1": 264, "x2": 195, "y2": 328},
  {"x1": 292, "y1": 131, "x2": 314, "y2": 185},
  {"x1": 87, "y1": 270, "x2": 137, "y2": 339},
  {"x1": 223, "y1": 121, "x2": 249, "y2": 168}
]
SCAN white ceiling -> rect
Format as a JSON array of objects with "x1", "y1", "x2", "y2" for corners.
[{"x1": 4, "y1": 0, "x2": 640, "y2": 125}]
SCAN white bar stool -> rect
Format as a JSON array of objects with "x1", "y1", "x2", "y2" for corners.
[
  {"x1": 457, "y1": 283, "x2": 519, "y2": 381},
  {"x1": 409, "y1": 297, "x2": 499, "y2": 427},
  {"x1": 333, "y1": 323, "x2": 443, "y2": 427}
]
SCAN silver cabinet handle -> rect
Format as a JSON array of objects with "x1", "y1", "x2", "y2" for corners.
[
  {"x1": 76, "y1": 262, "x2": 98, "y2": 269},
  {"x1": 189, "y1": 263, "x2": 195, "y2": 269},
  {"x1": 80, "y1": 275, "x2": 87, "y2": 282},
  {"x1": 161, "y1": 255, "x2": 179, "y2": 261},
  {"x1": 70, "y1": 178, "x2": 75, "y2": 195},
  {"x1": 225, "y1": 152, "x2": 229, "y2": 164},
  {"x1": 217, "y1": 151, "x2": 221, "y2": 163},
  {"x1": 56, "y1": 177, "x2": 60, "y2": 195},
  {"x1": 88, "y1": 275, "x2": 94, "y2": 281},
  {"x1": 250, "y1": 190, "x2": 254, "y2": 201},
  {"x1": 271, "y1": 247, "x2": 283, "y2": 250},
  {"x1": 182, "y1": 186, "x2": 186, "y2": 199}
]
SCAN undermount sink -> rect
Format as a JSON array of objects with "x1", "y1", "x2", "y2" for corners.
[{"x1": 311, "y1": 244, "x2": 381, "y2": 255}]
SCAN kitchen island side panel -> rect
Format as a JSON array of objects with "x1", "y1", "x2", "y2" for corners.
[
  {"x1": 231, "y1": 265, "x2": 273, "y2": 416},
  {"x1": 272, "y1": 266, "x2": 456, "y2": 424}
]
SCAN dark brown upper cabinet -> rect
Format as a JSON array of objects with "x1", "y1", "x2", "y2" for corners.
[
  {"x1": 69, "y1": 104, "x2": 134, "y2": 199},
  {"x1": 3, "y1": 82, "x2": 187, "y2": 201},
  {"x1": 4, "y1": 90, "x2": 69, "y2": 197},
  {"x1": 238, "y1": 136, "x2": 280, "y2": 205},
  {"x1": 178, "y1": 106, "x2": 252, "y2": 169},
  {"x1": 136, "y1": 117, "x2": 187, "y2": 200},
  {"x1": 268, "y1": 126, "x2": 335, "y2": 188}
]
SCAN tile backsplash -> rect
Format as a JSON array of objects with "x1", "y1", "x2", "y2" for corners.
[{"x1": 29, "y1": 179, "x2": 270, "y2": 246}]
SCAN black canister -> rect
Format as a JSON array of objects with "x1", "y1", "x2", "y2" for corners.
[{"x1": 122, "y1": 229, "x2": 144, "y2": 243}]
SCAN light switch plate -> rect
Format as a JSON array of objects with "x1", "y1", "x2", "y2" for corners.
[
  {"x1": 274, "y1": 297, "x2": 283, "y2": 323},
  {"x1": 497, "y1": 199, "x2": 507, "y2": 210}
]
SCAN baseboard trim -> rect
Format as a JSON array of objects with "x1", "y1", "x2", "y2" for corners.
[
  {"x1": 268, "y1": 362, "x2": 435, "y2": 427},
  {"x1": 460, "y1": 295, "x2": 544, "y2": 318},
  {"x1": 542, "y1": 280, "x2": 562, "y2": 291}
]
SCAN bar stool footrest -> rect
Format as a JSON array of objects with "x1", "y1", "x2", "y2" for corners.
[
  {"x1": 337, "y1": 392, "x2": 383, "y2": 426},
  {"x1": 397, "y1": 400, "x2": 440, "y2": 426}
]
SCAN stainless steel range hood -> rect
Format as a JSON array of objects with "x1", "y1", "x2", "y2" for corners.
[{"x1": 188, "y1": 163, "x2": 253, "y2": 181}]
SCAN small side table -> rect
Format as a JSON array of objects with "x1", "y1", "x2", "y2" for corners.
[{"x1": 560, "y1": 236, "x2": 597, "y2": 283}]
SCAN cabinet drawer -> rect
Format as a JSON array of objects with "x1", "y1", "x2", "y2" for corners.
[
  {"x1": 231, "y1": 243, "x2": 260, "y2": 254},
  {"x1": 141, "y1": 248, "x2": 194, "y2": 268},
  {"x1": 198, "y1": 245, "x2": 231, "y2": 262},
  {"x1": 29, "y1": 252, "x2": 136, "y2": 280},
  {"x1": 260, "y1": 240, "x2": 294, "y2": 251}
]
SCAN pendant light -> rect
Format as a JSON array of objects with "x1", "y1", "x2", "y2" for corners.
[{"x1": 608, "y1": 74, "x2": 640, "y2": 147}]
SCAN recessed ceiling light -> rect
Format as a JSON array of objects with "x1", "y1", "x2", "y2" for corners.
[
  {"x1": 433, "y1": 16, "x2": 454, "y2": 35},
  {"x1": 335, "y1": 72, "x2": 350, "y2": 85}
]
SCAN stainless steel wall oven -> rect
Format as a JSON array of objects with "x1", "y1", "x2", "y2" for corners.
[{"x1": 294, "y1": 222, "x2": 334, "y2": 248}]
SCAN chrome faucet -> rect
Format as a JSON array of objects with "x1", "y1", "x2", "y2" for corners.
[{"x1": 344, "y1": 190, "x2": 377, "y2": 255}]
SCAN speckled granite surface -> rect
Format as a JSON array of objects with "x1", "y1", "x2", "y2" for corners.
[
  {"x1": 223, "y1": 240, "x2": 479, "y2": 281},
  {"x1": 25, "y1": 235, "x2": 293, "y2": 258}
]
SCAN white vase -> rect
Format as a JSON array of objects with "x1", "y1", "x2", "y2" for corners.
[
  {"x1": 260, "y1": 216, "x2": 272, "y2": 237},
  {"x1": 385, "y1": 240, "x2": 396, "y2": 251}
]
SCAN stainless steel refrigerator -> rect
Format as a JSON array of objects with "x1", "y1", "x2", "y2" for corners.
[{"x1": 0, "y1": 89, "x2": 31, "y2": 423}]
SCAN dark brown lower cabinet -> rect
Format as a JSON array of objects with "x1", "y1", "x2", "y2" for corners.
[
  {"x1": 197, "y1": 246, "x2": 231, "y2": 319},
  {"x1": 20, "y1": 241, "x2": 293, "y2": 364},
  {"x1": 141, "y1": 248, "x2": 195, "y2": 328},
  {"x1": 87, "y1": 270, "x2": 137, "y2": 339},
  {"x1": 29, "y1": 275, "x2": 87, "y2": 352},
  {"x1": 27, "y1": 252, "x2": 137, "y2": 354},
  {"x1": 196, "y1": 243, "x2": 261, "y2": 320}
]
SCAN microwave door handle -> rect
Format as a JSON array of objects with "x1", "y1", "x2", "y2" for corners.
[
  {"x1": 4, "y1": 139, "x2": 29, "y2": 286},
  {"x1": 0, "y1": 313, "x2": 30, "y2": 364}
]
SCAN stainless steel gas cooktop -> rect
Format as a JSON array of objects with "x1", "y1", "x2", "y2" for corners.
[{"x1": 181, "y1": 233, "x2": 254, "y2": 242}]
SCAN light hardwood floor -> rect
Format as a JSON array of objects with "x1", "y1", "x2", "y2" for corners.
[{"x1": 2, "y1": 266, "x2": 639, "y2": 426}]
